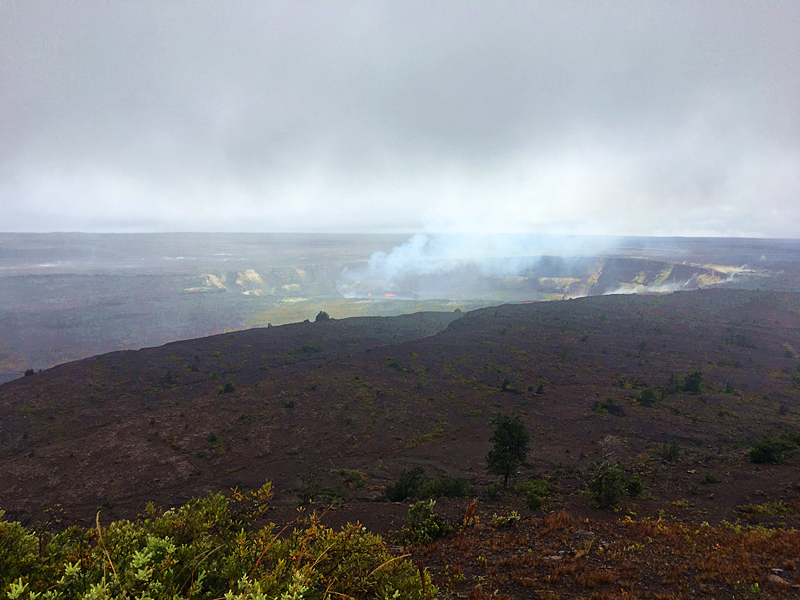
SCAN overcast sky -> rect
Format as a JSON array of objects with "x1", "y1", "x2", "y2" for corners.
[{"x1": 1, "y1": 1, "x2": 798, "y2": 237}]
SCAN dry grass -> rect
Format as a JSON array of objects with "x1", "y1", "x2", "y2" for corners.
[{"x1": 416, "y1": 505, "x2": 800, "y2": 599}]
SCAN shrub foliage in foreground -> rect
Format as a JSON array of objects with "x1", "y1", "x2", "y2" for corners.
[{"x1": 0, "y1": 482, "x2": 434, "y2": 600}]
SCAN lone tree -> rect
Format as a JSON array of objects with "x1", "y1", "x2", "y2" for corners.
[
  {"x1": 315, "y1": 310, "x2": 331, "y2": 322},
  {"x1": 486, "y1": 413, "x2": 530, "y2": 486}
]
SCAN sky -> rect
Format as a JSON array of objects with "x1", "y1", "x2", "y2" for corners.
[{"x1": 1, "y1": 1, "x2": 799, "y2": 237}]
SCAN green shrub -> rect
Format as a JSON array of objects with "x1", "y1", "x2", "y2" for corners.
[
  {"x1": 737, "y1": 500, "x2": 793, "y2": 517},
  {"x1": 682, "y1": 370, "x2": 703, "y2": 394},
  {"x1": 0, "y1": 516, "x2": 39, "y2": 586},
  {"x1": 591, "y1": 398, "x2": 625, "y2": 416},
  {"x1": 749, "y1": 433, "x2": 798, "y2": 464},
  {"x1": 586, "y1": 460, "x2": 626, "y2": 510},
  {"x1": 526, "y1": 493, "x2": 542, "y2": 510},
  {"x1": 0, "y1": 484, "x2": 433, "y2": 599},
  {"x1": 585, "y1": 461, "x2": 643, "y2": 510},
  {"x1": 385, "y1": 467, "x2": 471, "y2": 501},
  {"x1": 660, "y1": 440, "x2": 681, "y2": 462},
  {"x1": 511, "y1": 478, "x2": 555, "y2": 498},
  {"x1": 334, "y1": 468, "x2": 366, "y2": 489},
  {"x1": 385, "y1": 466, "x2": 428, "y2": 501},
  {"x1": 661, "y1": 371, "x2": 703, "y2": 396},
  {"x1": 490, "y1": 511, "x2": 521, "y2": 527},
  {"x1": 662, "y1": 373, "x2": 682, "y2": 395},
  {"x1": 399, "y1": 500, "x2": 454, "y2": 546},
  {"x1": 638, "y1": 388, "x2": 657, "y2": 407},
  {"x1": 423, "y1": 475, "x2": 472, "y2": 499},
  {"x1": 626, "y1": 473, "x2": 643, "y2": 497}
]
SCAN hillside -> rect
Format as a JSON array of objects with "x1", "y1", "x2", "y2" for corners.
[{"x1": 1, "y1": 288, "x2": 799, "y2": 531}]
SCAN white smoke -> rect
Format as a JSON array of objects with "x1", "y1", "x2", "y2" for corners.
[
  {"x1": 337, "y1": 232, "x2": 619, "y2": 298},
  {"x1": 602, "y1": 282, "x2": 688, "y2": 296}
]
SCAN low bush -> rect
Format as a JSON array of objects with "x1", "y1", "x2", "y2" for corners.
[
  {"x1": 385, "y1": 466, "x2": 428, "y2": 501},
  {"x1": 290, "y1": 468, "x2": 344, "y2": 505},
  {"x1": 661, "y1": 371, "x2": 703, "y2": 396},
  {"x1": 424, "y1": 475, "x2": 472, "y2": 499},
  {"x1": 626, "y1": 473, "x2": 643, "y2": 497},
  {"x1": 333, "y1": 468, "x2": 366, "y2": 489},
  {"x1": 591, "y1": 398, "x2": 625, "y2": 416},
  {"x1": 660, "y1": 440, "x2": 681, "y2": 462},
  {"x1": 398, "y1": 500, "x2": 454, "y2": 546},
  {"x1": 526, "y1": 493, "x2": 542, "y2": 510},
  {"x1": 682, "y1": 370, "x2": 703, "y2": 394},
  {"x1": 586, "y1": 460, "x2": 626, "y2": 510},
  {"x1": 0, "y1": 483, "x2": 434, "y2": 599},
  {"x1": 638, "y1": 387, "x2": 657, "y2": 407},
  {"x1": 749, "y1": 432, "x2": 799, "y2": 464},
  {"x1": 585, "y1": 460, "x2": 643, "y2": 510},
  {"x1": 737, "y1": 500, "x2": 793, "y2": 517},
  {"x1": 490, "y1": 511, "x2": 521, "y2": 528},
  {"x1": 512, "y1": 478, "x2": 556, "y2": 498},
  {"x1": 385, "y1": 467, "x2": 472, "y2": 502}
]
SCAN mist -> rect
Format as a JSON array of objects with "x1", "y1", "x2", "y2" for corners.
[{"x1": 2, "y1": 2, "x2": 798, "y2": 237}]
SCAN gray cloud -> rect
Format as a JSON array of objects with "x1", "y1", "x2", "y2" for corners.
[{"x1": 1, "y1": 1, "x2": 798, "y2": 236}]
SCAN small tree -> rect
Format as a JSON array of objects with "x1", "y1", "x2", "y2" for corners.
[
  {"x1": 486, "y1": 414, "x2": 530, "y2": 487},
  {"x1": 315, "y1": 311, "x2": 331, "y2": 322}
]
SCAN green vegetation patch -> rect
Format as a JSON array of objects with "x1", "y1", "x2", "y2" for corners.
[
  {"x1": 585, "y1": 459, "x2": 644, "y2": 510},
  {"x1": 398, "y1": 500, "x2": 455, "y2": 546},
  {"x1": 384, "y1": 466, "x2": 472, "y2": 502},
  {"x1": 0, "y1": 483, "x2": 432, "y2": 599},
  {"x1": 591, "y1": 398, "x2": 625, "y2": 416},
  {"x1": 663, "y1": 370, "x2": 703, "y2": 395},
  {"x1": 737, "y1": 501, "x2": 794, "y2": 517},
  {"x1": 725, "y1": 333, "x2": 757, "y2": 349},
  {"x1": 289, "y1": 343, "x2": 322, "y2": 355},
  {"x1": 405, "y1": 422, "x2": 447, "y2": 449},
  {"x1": 331, "y1": 468, "x2": 366, "y2": 489},
  {"x1": 748, "y1": 431, "x2": 800, "y2": 464}
]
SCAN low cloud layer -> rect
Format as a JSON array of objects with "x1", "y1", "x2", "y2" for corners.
[{"x1": 2, "y1": 1, "x2": 798, "y2": 236}]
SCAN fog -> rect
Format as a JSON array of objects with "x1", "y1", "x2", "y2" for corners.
[{"x1": 2, "y1": 2, "x2": 799, "y2": 237}]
